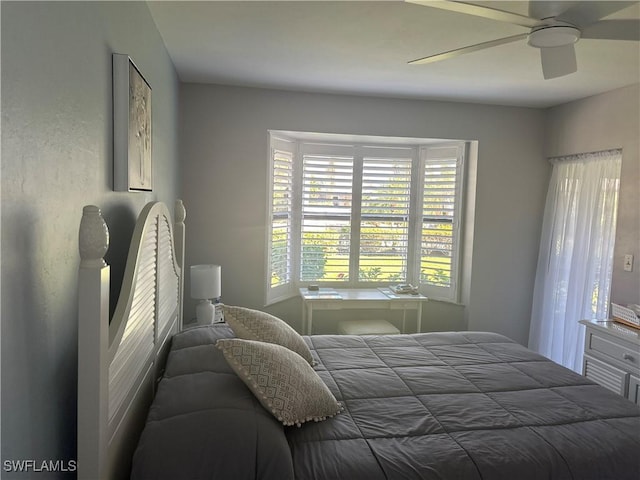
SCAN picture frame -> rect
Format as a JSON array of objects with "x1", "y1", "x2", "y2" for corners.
[{"x1": 113, "y1": 53, "x2": 152, "y2": 192}]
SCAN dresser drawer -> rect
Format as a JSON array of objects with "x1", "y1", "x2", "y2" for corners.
[
  {"x1": 628, "y1": 375, "x2": 640, "y2": 405},
  {"x1": 587, "y1": 331, "x2": 640, "y2": 372},
  {"x1": 583, "y1": 354, "x2": 628, "y2": 396}
]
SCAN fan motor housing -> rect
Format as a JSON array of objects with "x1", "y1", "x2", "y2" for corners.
[{"x1": 528, "y1": 25, "x2": 581, "y2": 49}]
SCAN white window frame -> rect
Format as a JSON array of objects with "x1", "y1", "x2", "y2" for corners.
[
  {"x1": 265, "y1": 136, "x2": 297, "y2": 304},
  {"x1": 418, "y1": 144, "x2": 466, "y2": 301},
  {"x1": 265, "y1": 131, "x2": 467, "y2": 305}
]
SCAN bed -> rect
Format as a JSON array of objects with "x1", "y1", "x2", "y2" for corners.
[{"x1": 78, "y1": 201, "x2": 640, "y2": 480}]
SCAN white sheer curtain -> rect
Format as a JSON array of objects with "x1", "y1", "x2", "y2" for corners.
[{"x1": 529, "y1": 150, "x2": 621, "y2": 372}]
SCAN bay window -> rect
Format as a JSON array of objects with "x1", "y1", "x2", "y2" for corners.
[{"x1": 266, "y1": 131, "x2": 467, "y2": 305}]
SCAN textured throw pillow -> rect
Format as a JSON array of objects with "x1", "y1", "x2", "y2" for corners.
[
  {"x1": 223, "y1": 305, "x2": 315, "y2": 365},
  {"x1": 217, "y1": 338, "x2": 342, "y2": 426}
]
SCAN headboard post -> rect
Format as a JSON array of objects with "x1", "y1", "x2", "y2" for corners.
[
  {"x1": 77, "y1": 205, "x2": 110, "y2": 480},
  {"x1": 174, "y1": 199, "x2": 186, "y2": 330}
]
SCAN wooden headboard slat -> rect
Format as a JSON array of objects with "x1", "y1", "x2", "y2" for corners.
[
  {"x1": 108, "y1": 203, "x2": 156, "y2": 351},
  {"x1": 156, "y1": 214, "x2": 180, "y2": 339}
]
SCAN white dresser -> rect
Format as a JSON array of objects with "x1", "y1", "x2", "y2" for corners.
[{"x1": 580, "y1": 319, "x2": 640, "y2": 405}]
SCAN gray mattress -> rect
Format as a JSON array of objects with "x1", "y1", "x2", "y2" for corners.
[{"x1": 132, "y1": 324, "x2": 640, "y2": 480}]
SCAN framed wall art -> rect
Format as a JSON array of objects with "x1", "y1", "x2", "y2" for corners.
[{"x1": 113, "y1": 53, "x2": 152, "y2": 192}]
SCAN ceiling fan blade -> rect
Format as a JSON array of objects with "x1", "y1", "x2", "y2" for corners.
[
  {"x1": 409, "y1": 33, "x2": 528, "y2": 65},
  {"x1": 406, "y1": 1, "x2": 540, "y2": 28},
  {"x1": 581, "y1": 20, "x2": 640, "y2": 41},
  {"x1": 540, "y1": 44, "x2": 577, "y2": 79},
  {"x1": 556, "y1": 1, "x2": 637, "y2": 28},
  {"x1": 529, "y1": 1, "x2": 581, "y2": 20}
]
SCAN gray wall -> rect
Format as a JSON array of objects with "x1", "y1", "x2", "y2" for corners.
[
  {"x1": 179, "y1": 83, "x2": 549, "y2": 344},
  {"x1": 546, "y1": 84, "x2": 640, "y2": 306},
  {"x1": 1, "y1": 1, "x2": 180, "y2": 476}
]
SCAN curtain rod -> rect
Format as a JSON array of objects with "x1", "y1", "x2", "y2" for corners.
[{"x1": 549, "y1": 148, "x2": 622, "y2": 165}]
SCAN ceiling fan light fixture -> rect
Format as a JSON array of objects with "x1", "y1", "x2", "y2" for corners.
[{"x1": 528, "y1": 26, "x2": 581, "y2": 49}]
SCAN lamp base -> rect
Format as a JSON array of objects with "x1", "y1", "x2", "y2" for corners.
[{"x1": 195, "y1": 299, "x2": 215, "y2": 325}]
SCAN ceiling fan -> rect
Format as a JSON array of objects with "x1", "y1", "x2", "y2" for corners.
[{"x1": 407, "y1": 1, "x2": 640, "y2": 79}]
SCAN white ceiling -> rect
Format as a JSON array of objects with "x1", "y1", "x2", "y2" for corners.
[{"x1": 147, "y1": 1, "x2": 640, "y2": 108}]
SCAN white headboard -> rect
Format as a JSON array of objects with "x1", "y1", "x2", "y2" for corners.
[{"x1": 77, "y1": 200, "x2": 185, "y2": 479}]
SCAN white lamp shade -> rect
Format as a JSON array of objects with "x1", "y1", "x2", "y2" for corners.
[{"x1": 190, "y1": 264, "x2": 221, "y2": 300}]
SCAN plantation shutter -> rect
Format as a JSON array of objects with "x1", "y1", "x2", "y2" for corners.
[
  {"x1": 300, "y1": 144, "x2": 354, "y2": 282},
  {"x1": 359, "y1": 149, "x2": 413, "y2": 282},
  {"x1": 419, "y1": 143, "x2": 464, "y2": 300},
  {"x1": 266, "y1": 138, "x2": 295, "y2": 303}
]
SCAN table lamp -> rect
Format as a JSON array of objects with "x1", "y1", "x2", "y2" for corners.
[{"x1": 191, "y1": 264, "x2": 221, "y2": 324}]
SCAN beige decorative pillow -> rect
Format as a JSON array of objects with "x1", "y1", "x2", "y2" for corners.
[
  {"x1": 223, "y1": 305, "x2": 315, "y2": 365},
  {"x1": 217, "y1": 338, "x2": 342, "y2": 427}
]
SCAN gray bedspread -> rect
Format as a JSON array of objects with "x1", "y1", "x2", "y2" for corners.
[{"x1": 132, "y1": 324, "x2": 640, "y2": 480}]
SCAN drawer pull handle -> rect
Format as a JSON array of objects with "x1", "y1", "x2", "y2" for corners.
[{"x1": 622, "y1": 353, "x2": 635, "y2": 362}]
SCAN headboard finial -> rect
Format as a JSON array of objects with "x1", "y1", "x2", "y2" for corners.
[
  {"x1": 79, "y1": 205, "x2": 109, "y2": 268},
  {"x1": 175, "y1": 199, "x2": 186, "y2": 224}
]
